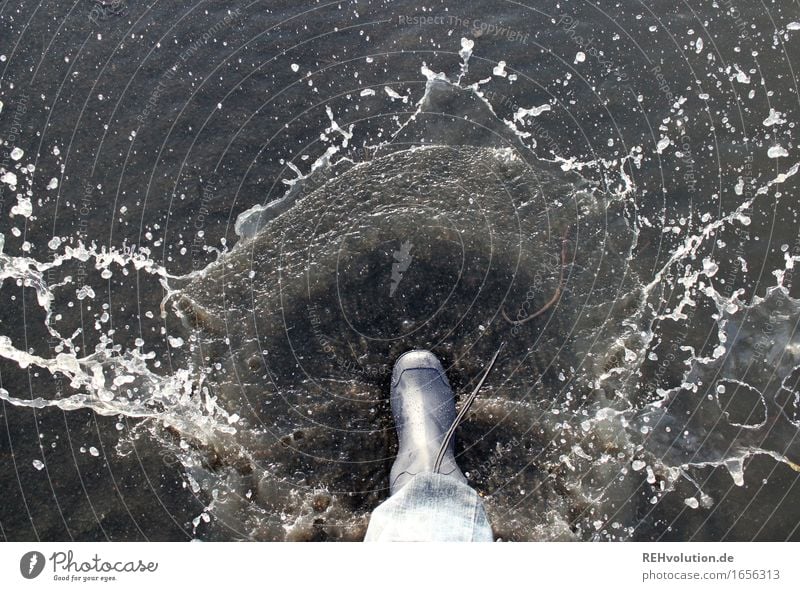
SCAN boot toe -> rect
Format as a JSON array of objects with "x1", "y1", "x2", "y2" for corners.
[
  {"x1": 388, "y1": 349, "x2": 465, "y2": 495},
  {"x1": 391, "y1": 349, "x2": 446, "y2": 386}
]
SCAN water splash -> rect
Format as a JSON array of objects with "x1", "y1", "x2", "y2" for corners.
[{"x1": 1, "y1": 41, "x2": 798, "y2": 541}]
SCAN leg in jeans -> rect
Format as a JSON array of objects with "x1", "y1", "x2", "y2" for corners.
[
  {"x1": 364, "y1": 350, "x2": 494, "y2": 542},
  {"x1": 364, "y1": 473, "x2": 493, "y2": 542}
]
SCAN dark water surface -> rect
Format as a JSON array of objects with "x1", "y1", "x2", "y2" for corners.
[{"x1": 1, "y1": 0, "x2": 799, "y2": 541}]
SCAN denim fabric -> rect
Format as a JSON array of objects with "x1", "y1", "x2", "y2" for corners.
[{"x1": 364, "y1": 473, "x2": 493, "y2": 542}]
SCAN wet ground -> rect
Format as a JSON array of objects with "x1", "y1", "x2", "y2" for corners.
[{"x1": 1, "y1": 0, "x2": 799, "y2": 540}]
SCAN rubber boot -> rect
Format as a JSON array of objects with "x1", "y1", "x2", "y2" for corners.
[{"x1": 389, "y1": 349, "x2": 467, "y2": 495}]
